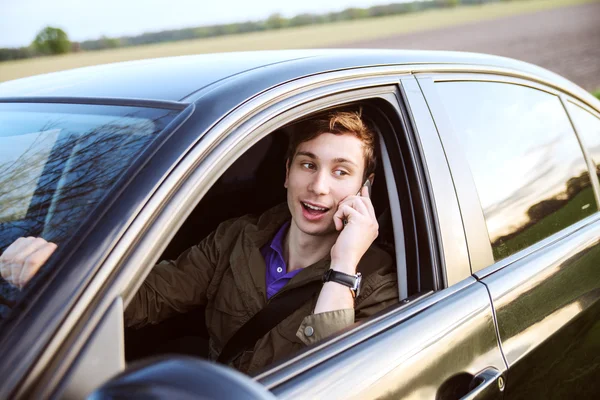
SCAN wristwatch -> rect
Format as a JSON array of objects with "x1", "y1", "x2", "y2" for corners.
[{"x1": 323, "y1": 269, "x2": 362, "y2": 298}]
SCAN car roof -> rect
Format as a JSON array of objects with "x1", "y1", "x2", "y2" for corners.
[{"x1": 0, "y1": 49, "x2": 574, "y2": 103}]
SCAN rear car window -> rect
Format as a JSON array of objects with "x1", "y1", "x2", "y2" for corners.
[
  {"x1": 567, "y1": 102, "x2": 600, "y2": 177},
  {"x1": 0, "y1": 103, "x2": 177, "y2": 314},
  {"x1": 432, "y1": 82, "x2": 596, "y2": 261}
]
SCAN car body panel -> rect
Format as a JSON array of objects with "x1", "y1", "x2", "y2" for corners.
[
  {"x1": 0, "y1": 51, "x2": 318, "y2": 101},
  {"x1": 266, "y1": 279, "x2": 506, "y2": 400},
  {"x1": 482, "y1": 215, "x2": 600, "y2": 398},
  {"x1": 0, "y1": 49, "x2": 592, "y2": 105},
  {"x1": 400, "y1": 76, "x2": 470, "y2": 286}
]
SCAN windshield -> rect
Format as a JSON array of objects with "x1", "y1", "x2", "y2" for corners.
[{"x1": 0, "y1": 102, "x2": 178, "y2": 313}]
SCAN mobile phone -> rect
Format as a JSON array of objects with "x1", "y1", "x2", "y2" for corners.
[
  {"x1": 362, "y1": 179, "x2": 372, "y2": 198},
  {"x1": 342, "y1": 179, "x2": 372, "y2": 226}
]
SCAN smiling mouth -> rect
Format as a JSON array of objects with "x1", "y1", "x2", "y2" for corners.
[{"x1": 301, "y1": 202, "x2": 330, "y2": 213}]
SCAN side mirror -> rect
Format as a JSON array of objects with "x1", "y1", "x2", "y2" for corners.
[{"x1": 88, "y1": 356, "x2": 276, "y2": 400}]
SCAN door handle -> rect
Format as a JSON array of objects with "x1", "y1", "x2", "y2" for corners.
[{"x1": 459, "y1": 368, "x2": 504, "y2": 400}]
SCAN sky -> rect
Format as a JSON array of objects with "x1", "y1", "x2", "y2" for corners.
[{"x1": 0, "y1": 0, "x2": 394, "y2": 48}]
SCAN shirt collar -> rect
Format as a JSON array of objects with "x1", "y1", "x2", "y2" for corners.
[{"x1": 269, "y1": 221, "x2": 290, "y2": 261}]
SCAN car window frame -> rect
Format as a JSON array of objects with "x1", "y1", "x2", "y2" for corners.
[
  {"x1": 115, "y1": 78, "x2": 433, "y2": 310},
  {"x1": 118, "y1": 85, "x2": 424, "y2": 381},
  {"x1": 112, "y1": 79, "x2": 461, "y2": 388},
  {"x1": 417, "y1": 72, "x2": 600, "y2": 278},
  {"x1": 400, "y1": 76, "x2": 470, "y2": 287},
  {"x1": 565, "y1": 96, "x2": 600, "y2": 187}
]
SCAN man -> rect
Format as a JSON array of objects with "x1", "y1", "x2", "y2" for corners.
[{"x1": 0, "y1": 109, "x2": 399, "y2": 374}]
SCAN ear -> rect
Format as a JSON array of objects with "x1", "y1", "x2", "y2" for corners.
[
  {"x1": 284, "y1": 158, "x2": 290, "y2": 189},
  {"x1": 367, "y1": 173, "x2": 375, "y2": 186}
]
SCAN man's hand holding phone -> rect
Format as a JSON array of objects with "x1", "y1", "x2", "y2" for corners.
[{"x1": 330, "y1": 180, "x2": 378, "y2": 275}]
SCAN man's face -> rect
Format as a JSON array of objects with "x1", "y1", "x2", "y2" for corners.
[{"x1": 285, "y1": 132, "x2": 367, "y2": 237}]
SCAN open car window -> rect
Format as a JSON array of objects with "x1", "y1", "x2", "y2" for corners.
[{"x1": 123, "y1": 103, "x2": 412, "y2": 372}]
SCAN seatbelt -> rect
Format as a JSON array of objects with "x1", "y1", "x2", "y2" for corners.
[{"x1": 217, "y1": 280, "x2": 322, "y2": 365}]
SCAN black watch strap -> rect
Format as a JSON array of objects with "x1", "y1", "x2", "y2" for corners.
[{"x1": 323, "y1": 269, "x2": 361, "y2": 297}]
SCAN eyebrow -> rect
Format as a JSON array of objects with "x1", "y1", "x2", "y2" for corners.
[
  {"x1": 296, "y1": 151, "x2": 359, "y2": 168},
  {"x1": 296, "y1": 151, "x2": 317, "y2": 159},
  {"x1": 333, "y1": 157, "x2": 359, "y2": 168}
]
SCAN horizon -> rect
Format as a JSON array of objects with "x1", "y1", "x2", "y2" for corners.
[{"x1": 0, "y1": 0, "x2": 414, "y2": 48}]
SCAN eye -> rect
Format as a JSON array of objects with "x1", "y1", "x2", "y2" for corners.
[
  {"x1": 301, "y1": 162, "x2": 315, "y2": 170},
  {"x1": 334, "y1": 169, "x2": 349, "y2": 176}
]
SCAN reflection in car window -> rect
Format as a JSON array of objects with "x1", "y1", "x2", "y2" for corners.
[
  {"x1": 0, "y1": 103, "x2": 177, "y2": 314},
  {"x1": 567, "y1": 102, "x2": 600, "y2": 181},
  {"x1": 434, "y1": 82, "x2": 596, "y2": 261}
]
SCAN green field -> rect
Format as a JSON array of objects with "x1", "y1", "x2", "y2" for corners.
[{"x1": 0, "y1": 0, "x2": 595, "y2": 83}]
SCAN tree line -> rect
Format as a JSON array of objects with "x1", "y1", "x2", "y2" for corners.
[{"x1": 0, "y1": 0, "x2": 508, "y2": 62}]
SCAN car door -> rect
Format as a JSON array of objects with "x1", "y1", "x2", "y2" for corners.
[
  {"x1": 418, "y1": 72, "x2": 600, "y2": 399},
  {"x1": 250, "y1": 76, "x2": 507, "y2": 399}
]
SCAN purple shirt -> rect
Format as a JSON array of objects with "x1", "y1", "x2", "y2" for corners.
[{"x1": 261, "y1": 221, "x2": 301, "y2": 299}]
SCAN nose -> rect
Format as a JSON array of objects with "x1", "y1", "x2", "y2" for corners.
[{"x1": 308, "y1": 170, "x2": 330, "y2": 196}]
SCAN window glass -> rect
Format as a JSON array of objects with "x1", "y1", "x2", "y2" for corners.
[
  {"x1": 0, "y1": 103, "x2": 177, "y2": 317},
  {"x1": 433, "y1": 82, "x2": 596, "y2": 261},
  {"x1": 567, "y1": 102, "x2": 600, "y2": 180}
]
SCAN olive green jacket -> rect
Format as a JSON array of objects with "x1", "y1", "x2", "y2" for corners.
[{"x1": 124, "y1": 204, "x2": 398, "y2": 374}]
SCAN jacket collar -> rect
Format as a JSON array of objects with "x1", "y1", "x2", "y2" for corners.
[{"x1": 252, "y1": 204, "x2": 332, "y2": 290}]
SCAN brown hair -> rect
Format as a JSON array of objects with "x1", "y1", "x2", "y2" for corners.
[{"x1": 286, "y1": 108, "x2": 377, "y2": 178}]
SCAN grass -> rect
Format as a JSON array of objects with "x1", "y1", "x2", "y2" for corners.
[
  {"x1": 0, "y1": 0, "x2": 595, "y2": 82},
  {"x1": 594, "y1": 90, "x2": 600, "y2": 100}
]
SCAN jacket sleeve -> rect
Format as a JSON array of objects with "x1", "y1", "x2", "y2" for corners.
[
  {"x1": 124, "y1": 227, "x2": 223, "y2": 329},
  {"x1": 295, "y1": 256, "x2": 399, "y2": 345}
]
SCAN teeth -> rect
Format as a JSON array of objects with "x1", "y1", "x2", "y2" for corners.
[{"x1": 303, "y1": 202, "x2": 327, "y2": 211}]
